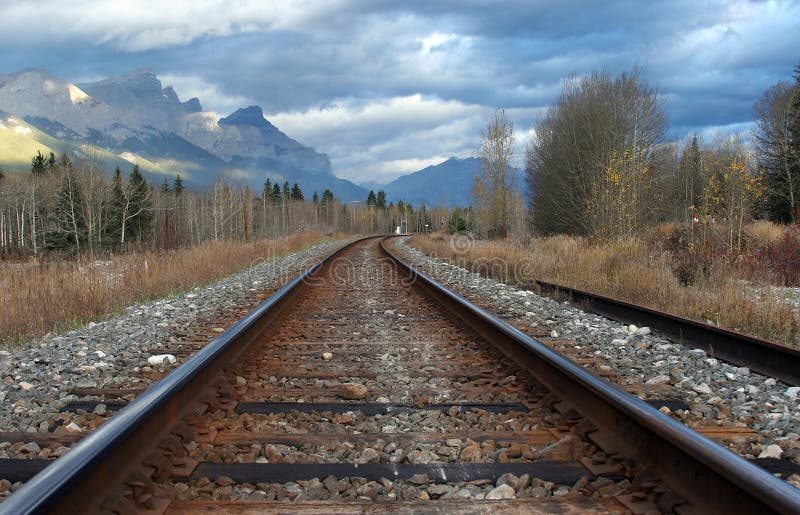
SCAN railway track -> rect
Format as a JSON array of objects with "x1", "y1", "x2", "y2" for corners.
[
  {"x1": 530, "y1": 280, "x2": 800, "y2": 386},
  {"x1": 1, "y1": 236, "x2": 799, "y2": 513}
]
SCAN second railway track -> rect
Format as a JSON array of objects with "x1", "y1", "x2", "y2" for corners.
[{"x1": 1, "y1": 236, "x2": 799, "y2": 514}]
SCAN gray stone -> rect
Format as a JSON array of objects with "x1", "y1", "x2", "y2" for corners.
[{"x1": 486, "y1": 484, "x2": 516, "y2": 499}]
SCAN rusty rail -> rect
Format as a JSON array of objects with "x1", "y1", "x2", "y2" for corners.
[
  {"x1": 2, "y1": 235, "x2": 800, "y2": 514},
  {"x1": 381, "y1": 237, "x2": 800, "y2": 514},
  {"x1": 531, "y1": 280, "x2": 800, "y2": 386}
]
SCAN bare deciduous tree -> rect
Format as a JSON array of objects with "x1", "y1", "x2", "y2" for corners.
[
  {"x1": 472, "y1": 110, "x2": 516, "y2": 239},
  {"x1": 753, "y1": 81, "x2": 800, "y2": 222},
  {"x1": 526, "y1": 66, "x2": 667, "y2": 237}
]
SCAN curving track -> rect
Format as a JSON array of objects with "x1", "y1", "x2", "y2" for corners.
[{"x1": 1, "y1": 237, "x2": 799, "y2": 514}]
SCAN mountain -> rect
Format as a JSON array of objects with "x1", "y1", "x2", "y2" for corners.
[
  {"x1": 381, "y1": 157, "x2": 526, "y2": 208},
  {"x1": 0, "y1": 68, "x2": 367, "y2": 200}
]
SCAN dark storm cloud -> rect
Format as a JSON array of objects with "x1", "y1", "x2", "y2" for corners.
[{"x1": 0, "y1": 1, "x2": 797, "y2": 182}]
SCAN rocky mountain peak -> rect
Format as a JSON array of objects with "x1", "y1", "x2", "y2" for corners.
[
  {"x1": 182, "y1": 97, "x2": 202, "y2": 113},
  {"x1": 220, "y1": 106, "x2": 270, "y2": 127}
]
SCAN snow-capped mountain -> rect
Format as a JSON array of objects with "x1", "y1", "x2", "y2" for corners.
[{"x1": 0, "y1": 68, "x2": 365, "y2": 200}]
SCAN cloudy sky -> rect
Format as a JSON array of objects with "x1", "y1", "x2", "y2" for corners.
[{"x1": 0, "y1": 0, "x2": 798, "y2": 184}]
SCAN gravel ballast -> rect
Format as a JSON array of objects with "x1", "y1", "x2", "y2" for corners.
[
  {"x1": 0, "y1": 239, "x2": 354, "y2": 436},
  {"x1": 393, "y1": 238, "x2": 800, "y2": 488}
]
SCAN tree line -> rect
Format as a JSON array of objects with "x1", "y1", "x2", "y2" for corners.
[
  {"x1": 471, "y1": 62, "x2": 800, "y2": 248},
  {"x1": 0, "y1": 154, "x2": 449, "y2": 257}
]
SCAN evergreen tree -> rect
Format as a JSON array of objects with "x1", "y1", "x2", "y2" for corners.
[
  {"x1": 107, "y1": 167, "x2": 126, "y2": 247},
  {"x1": 447, "y1": 208, "x2": 468, "y2": 233},
  {"x1": 264, "y1": 179, "x2": 272, "y2": 201},
  {"x1": 0, "y1": 168, "x2": 4, "y2": 184},
  {"x1": 291, "y1": 182, "x2": 304, "y2": 200},
  {"x1": 312, "y1": 191, "x2": 319, "y2": 204},
  {"x1": 162, "y1": 179, "x2": 171, "y2": 194},
  {"x1": 271, "y1": 183, "x2": 282, "y2": 201},
  {"x1": 366, "y1": 190, "x2": 377, "y2": 208},
  {"x1": 128, "y1": 165, "x2": 153, "y2": 243},
  {"x1": 173, "y1": 174, "x2": 184, "y2": 195},
  {"x1": 47, "y1": 161, "x2": 86, "y2": 252},
  {"x1": 282, "y1": 181, "x2": 290, "y2": 200},
  {"x1": 31, "y1": 150, "x2": 46, "y2": 175},
  {"x1": 46, "y1": 152, "x2": 56, "y2": 170},
  {"x1": 322, "y1": 189, "x2": 334, "y2": 204},
  {"x1": 376, "y1": 190, "x2": 387, "y2": 209}
]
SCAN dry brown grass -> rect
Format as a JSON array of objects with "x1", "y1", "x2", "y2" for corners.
[
  {"x1": 410, "y1": 229, "x2": 800, "y2": 346},
  {"x1": 744, "y1": 220, "x2": 786, "y2": 246},
  {"x1": 0, "y1": 231, "x2": 342, "y2": 346}
]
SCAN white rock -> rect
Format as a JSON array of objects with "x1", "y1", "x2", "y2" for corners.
[
  {"x1": 611, "y1": 338, "x2": 627, "y2": 345},
  {"x1": 186, "y1": 293, "x2": 198, "y2": 299},
  {"x1": 706, "y1": 358, "x2": 718, "y2": 366},
  {"x1": 486, "y1": 484, "x2": 516, "y2": 499},
  {"x1": 646, "y1": 375, "x2": 670, "y2": 385},
  {"x1": 18, "y1": 381, "x2": 34, "y2": 391},
  {"x1": 785, "y1": 387, "x2": 800, "y2": 399},
  {"x1": 549, "y1": 330, "x2": 559, "y2": 338},
  {"x1": 147, "y1": 354, "x2": 176, "y2": 366},
  {"x1": 376, "y1": 396, "x2": 391, "y2": 403},
  {"x1": 384, "y1": 310, "x2": 395, "y2": 315},
  {"x1": 65, "y1": 422, "x2": 82, "y2": 433},
  {"x1": 322, "y1": 352, "x2": 334, "y2": 360},
  {"x1": 635, "y1": 326, "x2": 651, "y2": 336},
  {"x1": 627, "y1": 324, "x2": 638, "y2": 334},
  {"x1": 758, "y1": 444, "x2": 784, "y2": 459},
  {"x1": 95, "y1": 350, "x2": 107, "y2": 358}
]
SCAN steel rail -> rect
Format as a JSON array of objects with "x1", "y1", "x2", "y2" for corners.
[
  {"x1": 0, "y1": 237, "x2": 374, "y2": 515},
  {"x1": 381, "y1": 237, "x2": 800, "y2": 515},
  {"x1": 4, "y1": 235, "x2": 800, "y2": 514},
  {"x1": 531, "y1": 279, "x2": 800, "y2": 386}
]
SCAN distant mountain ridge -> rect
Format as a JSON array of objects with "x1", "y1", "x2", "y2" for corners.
[
  {"x1": 0, "y1": 67, "x2": 366, "y2": 200},
  {"x1": 379, "y1": 157, "x2": 526, "y2": 208}
]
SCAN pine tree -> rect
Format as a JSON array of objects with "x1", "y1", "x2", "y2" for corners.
[
  {"x1": 46, "y1": 152, "x2": 56, "y2": 170},
  {"x1": 312, "y1": 191, "x2": 319, "y2": 204},
  {"x1": 31, "y1": 150, "x2": 46, "y2": 175},
  {"x1": 271, "y1": 183, "x2": 281, "y2": 201},
  {"x1": 282, "y1": 181, "x2": 290, "y2": 200},
  {"x1": 322, "y1": 189, "x2": 334, "y2": 204},
  {"x1": 264, "y1": 179, "x2": 272, "y2": 201},
  {"x1": 0, "y1": 168, "x2": 4, "y2": 184},
  {"x1": 366, "y1": 190, "x2": 377, "y2": 208},
  {"x1": 128, "y1": 165, "x2": 153, "y2": 244},
  {"x1": 376, "y1": 190, "x2": 387, "y2": 209},
  {"x1": 47, "y1": 160, "x2": 86, "y2": 252},
  {"x1": 162, "y1": 179, "x2": 170, "y2": 194},
  {"x1": 173, "y1": 174, "x2": 184, "y2": 195},
  {"x1": 291, "y1": 182, "x2": 304, "y2": 201},
  {"x1": 107, "y1": 167, "x2": 126, "y2": 247}
]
